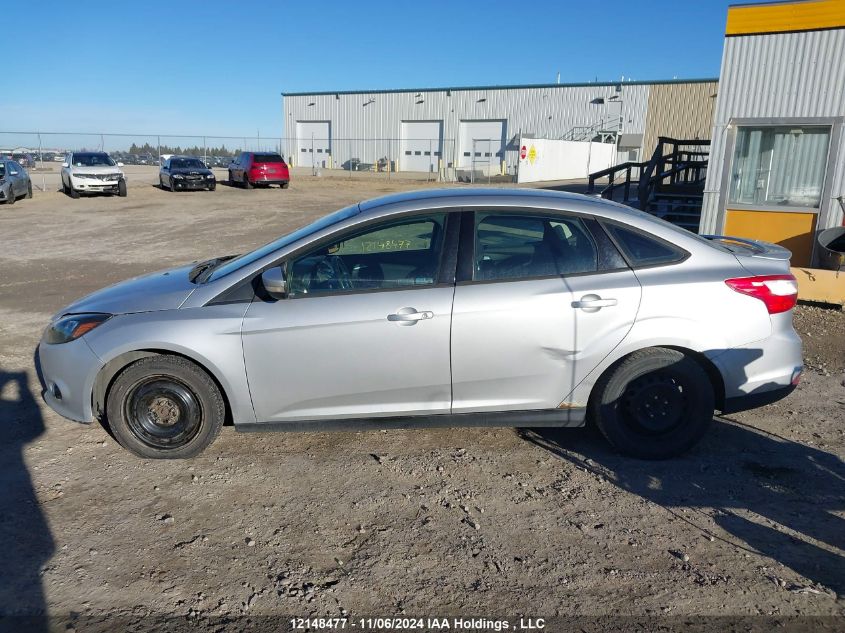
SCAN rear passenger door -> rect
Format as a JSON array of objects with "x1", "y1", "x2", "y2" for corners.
[{"x1": 450, "y1": 209, "x2": 641, "y2": 413}]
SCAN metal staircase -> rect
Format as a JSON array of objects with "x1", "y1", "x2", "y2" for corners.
[
  {"x1": 587, "y1": 136, "x2": 710, "y2": 231},
  {"x1": 562, "y1": 116, "x2": 622, "y2": 144}
]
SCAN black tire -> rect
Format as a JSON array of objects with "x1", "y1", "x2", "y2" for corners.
[
  {"x1": 7, "y1": 187, "x2": 15, "y2": 204},
  {"x1": 227, "y1": 170, "x2": 233, "y2": 185},
  {"x1": 589, "y1": 348, "x2": 714, "y2": 460},
  {"x1": 106, "y1": 355, "x2": 225, "y2": 459},
  {"x1": 117, "y1": 178, "x2": 128, "y2": 197},
  {"x1": 208, "y1": 183, "x2": 216, "y2": 192},
  {"x1": 26, "y1": 182, "x2": 33, "y2": 199},
  {"x1": 280, "y1": 182, "x2": 289, "y2": 189},
  {"x1": 69, "y1": 183, "x2": 80, "y2": 199},
  {"x1": 242, "y1": 173, "x2": 252, "y2": 189}
]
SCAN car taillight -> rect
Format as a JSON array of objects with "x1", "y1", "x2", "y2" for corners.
[{"x1": 725, "y1": 274, "x2": 798, "y2": 314}]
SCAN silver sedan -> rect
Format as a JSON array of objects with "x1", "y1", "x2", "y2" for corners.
[
  {"x1": 1, "y1": 159, "x2": 33, "y2": 204},
  {"x1": 37, "y1": 189, "x2": 803, "y2": 459}
]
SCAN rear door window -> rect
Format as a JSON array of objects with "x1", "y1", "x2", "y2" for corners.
[
  {"x1": 603, "y1": 223, "x2": 687, "y2": 267},
  {"x1": 474, "y1": 212, "x2": 601, "y2": 281}
]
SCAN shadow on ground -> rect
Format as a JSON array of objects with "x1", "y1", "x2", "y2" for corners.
[
  {"x1": 0, "y1": 368, "x2": 53, "y2": 630},
  {"x1": 520, "y1": 418, "x2": 845, "y2": 595}
]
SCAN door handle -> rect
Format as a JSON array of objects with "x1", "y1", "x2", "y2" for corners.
[
  {"x1": 571, "y1": 295, "x2": 618, "y2": 310},
  {"x1": 387, "y1": 308, "x2": 434, "y2": 325}
]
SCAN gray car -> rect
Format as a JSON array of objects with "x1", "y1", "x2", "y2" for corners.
[
  {"x1": 1, "y1": 159, "x2": 33, "y2": 204},
  {"x1": 37, "y1": 189, "x2": 803, "y2": 460}
]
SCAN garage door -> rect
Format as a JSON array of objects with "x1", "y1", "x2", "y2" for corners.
[
  {"x1": 458, "y1": 120, "x2": 506, "y2": 171},
  {"x1": 296, "y1": 121, "x2": 331, "y2": 168},
  {"x1": 400, "y1": 121, "x2": 443, "y2": 172}
]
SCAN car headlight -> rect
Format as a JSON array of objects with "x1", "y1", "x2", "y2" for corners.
[
  {"x1": 173, "y1": 174, "x2": 184, "y2": 179},
  {"x1": 206, "y1": 173, "x2": 215, "y2": 179},
  {"x1": 45, "y1": 313, "x2": 111, "y2": 345}
]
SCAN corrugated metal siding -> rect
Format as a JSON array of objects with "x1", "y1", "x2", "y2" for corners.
[
  {"x1": 641, "y1": 81, "x2": 718, "y2": 157},
  {"x1": 701, "y1": 29, "x2": 845, "y2": 234},
  {"x1": 282, "y1": 83, "x2": 659, "y2": 170}
]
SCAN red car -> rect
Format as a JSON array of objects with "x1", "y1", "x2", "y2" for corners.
[{"x1": 228, "y1": 152, "x2": 290, "y2": 189}]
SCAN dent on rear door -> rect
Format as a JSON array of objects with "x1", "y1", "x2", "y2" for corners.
[{"x1": 450, "y1": 269, "x2": 641, "y2": 412}]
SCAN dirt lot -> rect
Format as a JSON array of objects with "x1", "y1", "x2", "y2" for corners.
[{"x1": 1, "y1": 175, "x2": 843, "y2": 631}]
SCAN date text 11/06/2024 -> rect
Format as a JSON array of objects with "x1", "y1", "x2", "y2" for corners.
[{"x1": 290, "y1": 617, "x2": 546, "y2": 631}]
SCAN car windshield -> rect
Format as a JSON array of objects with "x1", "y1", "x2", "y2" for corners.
[
  {"x1": 253, "y1": 154, "x2": 285, "y2": 164},
  {"x1": 72, "y1": 153, "x2": 115, "y2": 167},
  {"x1": 205, "y1": 204, "x2": 360, "y2": 282},
  {"x1": 171, "y1": 158, "x2": 206, "y2": 169}
]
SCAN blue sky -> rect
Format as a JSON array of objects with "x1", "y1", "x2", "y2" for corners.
[{"x1": 4, "y1": 0, "x2": 735, "y2": 139}]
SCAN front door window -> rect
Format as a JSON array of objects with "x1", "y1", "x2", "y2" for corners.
[{"x1": 288, "y1": 213, "x2": 447, "y2": 295}]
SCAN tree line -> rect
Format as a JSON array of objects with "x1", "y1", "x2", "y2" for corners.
[{"x1": 127, "y1": 142, "x2": 239, "y2": 157}]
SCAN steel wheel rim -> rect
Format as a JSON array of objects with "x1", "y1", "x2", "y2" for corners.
[
  {"x1": 621, "y1": 371, "x2": 687, "y2": 435},
  {"x1": 125, "y1": 376, "x2": 203, "y2": 449}
]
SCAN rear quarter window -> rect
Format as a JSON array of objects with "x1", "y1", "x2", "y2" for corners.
[{"x1": 604, "y1": 222, "x2": 688, "y2": 268}]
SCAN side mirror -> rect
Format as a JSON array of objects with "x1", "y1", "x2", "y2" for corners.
[
  {"x1": 62, "y1": 162, "x2": 69, "y2": 168},
  {"x1": 9, "y1": 170, "x2": 18, "y2": 176},
  {"x1": 117, "y1": 162, "x2": 124, "y2": 167},
  {"x1": 261, "y1": 267, "x2": 287, "y2": 299}
]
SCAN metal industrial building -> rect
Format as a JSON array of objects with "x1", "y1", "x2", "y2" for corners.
[
  {"x1": 700, "y1": 0, "x2": 845, "y2": 273},
  {"x1": 281, "y1": 78, "x2": 717, "y2": 177}
]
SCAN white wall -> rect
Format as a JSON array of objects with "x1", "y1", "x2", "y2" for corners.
[{"x1": 516, "y1": 138, "x2": 616, "y2": 184}]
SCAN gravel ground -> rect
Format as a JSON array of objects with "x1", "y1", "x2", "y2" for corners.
[{"x1": 0, "y1": 174, "x2": 843, "y2": 632}]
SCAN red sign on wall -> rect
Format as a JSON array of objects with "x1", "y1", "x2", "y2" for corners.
[{"x1": 520, "y1": 145, "x2": 527, "y2": 160}]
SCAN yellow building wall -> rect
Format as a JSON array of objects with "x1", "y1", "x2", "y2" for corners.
[
  {"x1": 726, "y1": 0, "x2": 845, "y2": 36},
  {"x1": 724, "y1": 210, "x2": 817, "y2": 267}
]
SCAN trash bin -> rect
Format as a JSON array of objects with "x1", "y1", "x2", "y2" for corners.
[{"x1": 817, "y1": 227, "x2": 845, "y2": 271}]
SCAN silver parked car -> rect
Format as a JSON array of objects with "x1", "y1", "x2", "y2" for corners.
[
  {"x1": 1, "y1": 159, "x2": 33, "y2": 204},
  {"x1": 37, "y1": 189, "x2": 803, "y2": 459}
]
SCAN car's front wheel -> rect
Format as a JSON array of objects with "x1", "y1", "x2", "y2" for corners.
[
  {"x1": 117, "y1": 178, "x2": 128, "y2": 197},
  {"x1": 589, "y1": 348, "x2": 714, "y2": 460},
  {"x1": 106, "y1": 355, "x2": 225, "y2": 459}
]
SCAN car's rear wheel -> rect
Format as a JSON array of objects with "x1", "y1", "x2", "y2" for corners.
[
  {"x1": 227, "y1": 170, "x2": 234, "y2": 185},
  {"x1": 242, "y1": 173, "x2": 252, "y2": 189},
  {"x1": 26, "y1": 182, "x2": 32, "y2": 198},
  {"x1": 589, "y1": 348, "x2": 714, "y2": 460},
  {"x1": 117, "y1": 178, "x2": 128, "y2": 197},
  {"x1": 106, "y1": 355, "x2": 225, "y2": 459}
]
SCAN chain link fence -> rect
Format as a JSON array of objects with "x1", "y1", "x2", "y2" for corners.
[
  {"x1": 0, "y1": 131, "x2": 280, "y2": 170},
  {"x1": 281, "y1": 136, "x2": 517, "y2": 183},
  {"x1": 1, "y1": 131, "x2": 518, "y2": 185}
]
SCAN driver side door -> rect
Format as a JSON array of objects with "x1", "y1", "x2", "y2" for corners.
[{"x1": 241, "y1": 211, "x2": 457, "y2": 423}]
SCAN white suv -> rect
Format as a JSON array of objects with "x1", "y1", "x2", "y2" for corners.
[{"x1": 61, "y1": 151, "x2": 127, "y2": 198}]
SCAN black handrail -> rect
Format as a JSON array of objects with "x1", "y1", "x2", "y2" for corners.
[
  {"x1": 587, "y1": 161, "x2": 648, "y2": 202},
  {"x1": 588, "y1": 136, "x2": 710, "y2": 208}
]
